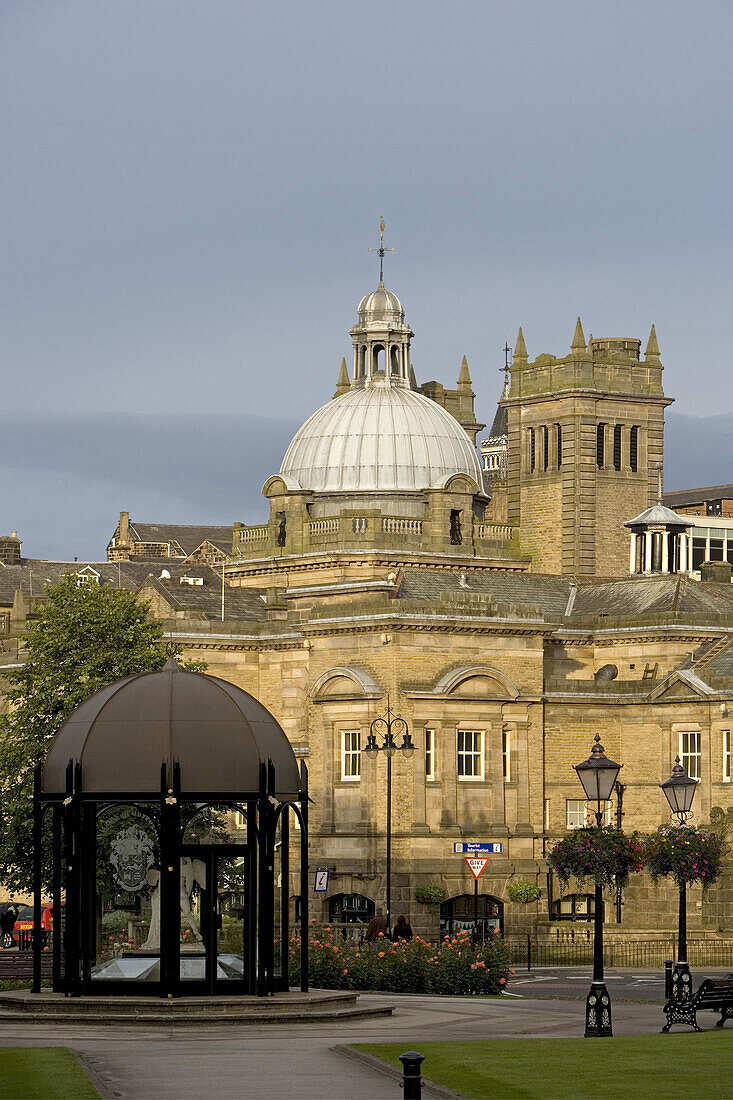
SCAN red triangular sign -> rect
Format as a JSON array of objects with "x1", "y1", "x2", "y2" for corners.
[{"x1": 465, "y1": 856, "x2": 490, "y2": 880}]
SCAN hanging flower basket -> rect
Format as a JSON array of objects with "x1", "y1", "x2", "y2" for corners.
[
  {"x1": 644, "y1": 824, "x2": 723, "y2": 891},
  {"x1": 549, "y1": 826, "x2": 644, "y2": 892}
]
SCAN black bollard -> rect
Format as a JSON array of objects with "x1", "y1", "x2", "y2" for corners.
[
  {"x1": 664, "y1": 959, "x2": 673, "y2": 1000},
  {"x1": 399, "y1": 1051, "x2": 425, "y2": 1099}
]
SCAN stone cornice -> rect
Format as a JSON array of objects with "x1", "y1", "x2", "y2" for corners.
[{"x1": 300, "y1": 612, "x2": 552, "y2": 637}]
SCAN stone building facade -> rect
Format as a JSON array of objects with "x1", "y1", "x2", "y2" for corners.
[{"x1": 3, "y1": 278, "x2": 732, "y2": 938}]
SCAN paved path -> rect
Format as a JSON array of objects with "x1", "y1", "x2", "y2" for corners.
[{"x1": 0, "y1": 992, "x2": 672, "y2": 1099}]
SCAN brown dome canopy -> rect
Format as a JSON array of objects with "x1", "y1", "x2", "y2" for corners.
[{"x1": 42, "y1": 659, "x2": 299, "y2": 799}]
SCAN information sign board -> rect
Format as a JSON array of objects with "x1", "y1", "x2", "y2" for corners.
[
  {"x1": 453, "y1": 842, "x2": 503, "y2": 854},
  {"x1": 314, "y1": 870, "x2": 329, "y2": 892}
]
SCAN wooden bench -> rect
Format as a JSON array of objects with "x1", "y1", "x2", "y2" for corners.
[
  {"x1": 0, "y1": 951, "x2": 54, "y2": 980},
  {"x1": 663, "y1": 974, "x2": 733, "y2": 1032}
]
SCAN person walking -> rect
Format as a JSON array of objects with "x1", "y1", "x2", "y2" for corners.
[
  {"x1": 392, "y1": 914, "x2": 413, "y2": 941},
  {"x1": 363, "y1": 907, "x2": 387, "y2": 943}
]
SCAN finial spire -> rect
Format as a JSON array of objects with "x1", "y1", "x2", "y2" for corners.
[
  {"x1": 368, "y1": 216, "x2": 394, "y2": 284},
  {"x1": 334, "y1": 356, "x2": 350, "y2": 398},
  {"x1": 457, "y1": 355, "x2": 472, "y2": 388},
  {"x1": 571, "y1": 316, "x2": 586, "y2": 352},
  {"x1": 645, "y1": 324, "x2": 660, "y2": 362},
  {"x1": 513, "y1": 327, "x2": 528, "y2": 365}
]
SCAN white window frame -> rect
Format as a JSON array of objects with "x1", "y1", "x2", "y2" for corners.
[
  {"x1": 679, "y1": 729, "x2": 701, "y2": 780},
  {"x1": 457, "y1": 729, "x2": 484, "y2": 780},
  {"x1": 544, "y1": 799, "x2": 551, "y2": 832},
  {"x1": 234, "y1": 810, "x2": 246, "y2": 829},
  {"x1": 502, "y1": 727, "x2": 511, "y2": 782},
  {"x1": 425, "y1": 728, "x2": 436, "y2": 781},
  {"x1": 340, "y1": 729, "x2": 361, "y2": 781},
  {"x1": 566, "y1": 799, "x2": 612, "y2": 829},
  {"x1": 723, "y1": 729, "x2": 731, "y2": 783}
]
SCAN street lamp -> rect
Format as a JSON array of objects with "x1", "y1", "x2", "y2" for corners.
[
  {"x1": 574, "y1": 732, "x2": 622, "y2": 1037},
  {"x1": 364, "y1": 697, "x2": 414, "y2": 936},
  {"x1": 660, "y1": 756, "x2": 698, "y2": 1002}
]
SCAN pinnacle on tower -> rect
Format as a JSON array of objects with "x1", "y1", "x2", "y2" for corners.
[
  {"x1": 457, "y1": 355, "x2": 472, "y2": 389},
  {"x1": 513, "y1": 327, "x2": 528, "y2": 365},
  {"x1": 409, "y1": 364, "x2": 418, "y2": 390},
  {"x1": 645, "y1": 324, "x2": 660, "y2": 362},
  {"x1": 571, "y1": 316, "x2": 586, "y2": 352},
  {"x1": 334, "y1": 357, "x2": 350, "y2": 398}
]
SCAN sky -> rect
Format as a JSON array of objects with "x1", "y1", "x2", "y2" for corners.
[{"x1": 1, "y1": 0, "x2": 731, "y2": 559}]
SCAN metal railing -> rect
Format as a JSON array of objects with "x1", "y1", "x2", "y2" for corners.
[{"x1": 503, "y1": 934, "x2": 733, "y2": 970}]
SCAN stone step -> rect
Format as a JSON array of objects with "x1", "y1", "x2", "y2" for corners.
[{"x1": 0, "y1": 1003, "x2": 392, "y2": 1025}]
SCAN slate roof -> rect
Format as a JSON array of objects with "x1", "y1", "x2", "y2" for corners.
[
  {"x1": 486, "y1": 401, "x2": 507, "y2": 439},
  {"x1": 126, "y1": 523, "x2": 234, "y2": 555},
  {"x1": 663, "y1": 484, "x2": 733, "y2": 508},
  {"x1": 0, "y1": 560, "x2": 224, "y2": 607},
  {"x1": 141, "y1": 576, "x2": 268, "y2": 622},
  {"x1": 572, "y1": 575, "x2": 733, "y2": 618},
  {"x1": 397, "y1": 569, "x2": 572, "y2": 615}
]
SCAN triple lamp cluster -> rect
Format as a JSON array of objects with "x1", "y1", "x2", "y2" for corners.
[{"x1": 575, "y1": 732, "x2": 698, "y2": 1038}]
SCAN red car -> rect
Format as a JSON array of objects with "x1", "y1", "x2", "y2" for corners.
[{"x1": 10, "y1": 904, "x2": 55, "y2": 949}]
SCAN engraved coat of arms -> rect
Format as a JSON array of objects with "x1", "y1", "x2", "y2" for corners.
[{"x1": 109, "y1": 826, "x2": 155, "y2": 892}]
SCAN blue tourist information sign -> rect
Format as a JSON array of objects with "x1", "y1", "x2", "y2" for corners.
[{"x1": 452, "y1": 842, "x2": 503, "y2": 853}]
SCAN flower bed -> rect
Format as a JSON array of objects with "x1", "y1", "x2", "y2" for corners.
[
  {"x1": 549, "y1": 825, "x2": 644, "y2": 891},
  {"x1": 288, "y1": 926, "x2": 510, "y2": 995},
  {"x1": 644, "y1": 824, "x2": 723, "y2": 890}
]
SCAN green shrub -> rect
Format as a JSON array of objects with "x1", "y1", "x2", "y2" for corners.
[
  {"x1": 415, "y1": 883, "x2": 446, "y2": 905},
  {"x1": 507, "y1": 881, "x2": 541, "y2": 904}
]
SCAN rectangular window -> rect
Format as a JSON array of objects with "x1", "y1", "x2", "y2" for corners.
[
  {"x1": 596, "y1": 423, "x2": 606, "y2": 468},
  {"x1": 529, "y1": 428, "x2": 536, "y2": 472},
  {"x1": 542, "y1": 425, "x2": 549, "y2": 471},
  {"x1": 679, "y1": 730, "x2": 701, "y2": 780},
  {"x1": 613, "y1": 424, "x2": 622, "y2": 471},
  {"x1": 425, "y1": 729, "x2": 436, "y2": 781},
  {"x1": 502, "y1": 728, "x2": 511, "y2": 781},
  {"x1": 723, "y1": 729, "x2": 731, "y2": 783},
  {"x1": 629, "y1": 426, "x2": 638, "y2": 472},
  {"x1": 566, "y1": 799, "x2": 586, "y2": 829},
  {"x1": 692, "y1": 538, "x2": 706, "y2": 570},
  {"x1": 566, "y1": 799, "x2": 612, "y2": 828},
  {"x1": 0, "y1": 614, "x2": 8, "y2": 635},
  {"x1": 556, "y1": 424, "x2": 562, "y2": 468},
  {"x1": 341, "y1": 730, "x2": 360, "y2": 780},
  {"x1": 457, "y1": 729, "x2": 484, "y2": 780}
]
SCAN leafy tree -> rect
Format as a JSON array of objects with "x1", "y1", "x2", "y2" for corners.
[{"x1": 0, "y1": 575, "x2": 189, "y2": 893}]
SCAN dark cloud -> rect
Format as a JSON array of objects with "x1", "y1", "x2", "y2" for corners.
[{"x1": 0, "y1": 410, "x2": 720, "y2": 561}]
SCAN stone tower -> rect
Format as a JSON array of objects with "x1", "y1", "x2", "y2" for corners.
[{"x1": 504, "y1": 321, "x2": 672, "y2": 576}]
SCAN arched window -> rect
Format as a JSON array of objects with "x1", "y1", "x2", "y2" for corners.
[
  {"x1": 440, "y1": 894, "x2": 504, "y2": 939},
  {"x1": 390, "y1": 345, "x2": 400, "y2": 375},
  {"x1": 372, "y1": 344, "x2": 385, "y2": 374},
  {"x1": 358, "y1": 346, "x2": 366, "y2": 377},
  {"x1": 552, "y1": 893, "x2": 603, "y2": 922},
  {"x1": 327, "y1": 893, "x2": 375, "y2": 925}
]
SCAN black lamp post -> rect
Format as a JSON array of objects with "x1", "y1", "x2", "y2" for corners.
[
  {"x1": 364, "y1": 698, "x2": 414, "y2": 936},
  {"x1": 574, "y1": 732, "x2": 622, "y2": 1037},
  {"x1": 660, "y1": 756, "x2": 698, "y2": 1003}
]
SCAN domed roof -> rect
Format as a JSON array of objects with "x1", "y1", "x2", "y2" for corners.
[
  {"x1": 280, "y1": 380, "x2": 484, "y2": 493},
  {"x1": 42, "y1": 659, "x2": 300, "y2": 799},
  {"x1": 357, "y1": 282, "x2": 405, "y2": 325},
  {"x1": 624, "y1": 503, "x2": 691, "y2": 529}
]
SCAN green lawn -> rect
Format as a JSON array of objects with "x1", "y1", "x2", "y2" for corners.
[
  {"x1": 0, "y1": 1048, "x2": 100, "y2": 1099},
  {"x1": 355, "y1": 1033, "x2": 733, "y2": 1100}
]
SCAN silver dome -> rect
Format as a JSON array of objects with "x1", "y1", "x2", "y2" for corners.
[
  {"x1": 357, "y1": 282, "x2": 405, "y2": 326},
  {"x1": 279, "y1": 379, "x2": 483, "y2": 493}
]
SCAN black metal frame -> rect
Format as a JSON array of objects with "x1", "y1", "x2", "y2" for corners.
[{"x1": 33, "y1": 758, "x2": 309, "y2": 998}]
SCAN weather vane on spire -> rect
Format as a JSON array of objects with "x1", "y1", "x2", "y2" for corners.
[{"x1": 369, "y1": 216, "x2": 394, "y2": 283}]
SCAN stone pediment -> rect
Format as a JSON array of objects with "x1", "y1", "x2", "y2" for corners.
[{"x1": 648, "y1": 670, "x2": 714, "y2": 702}]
